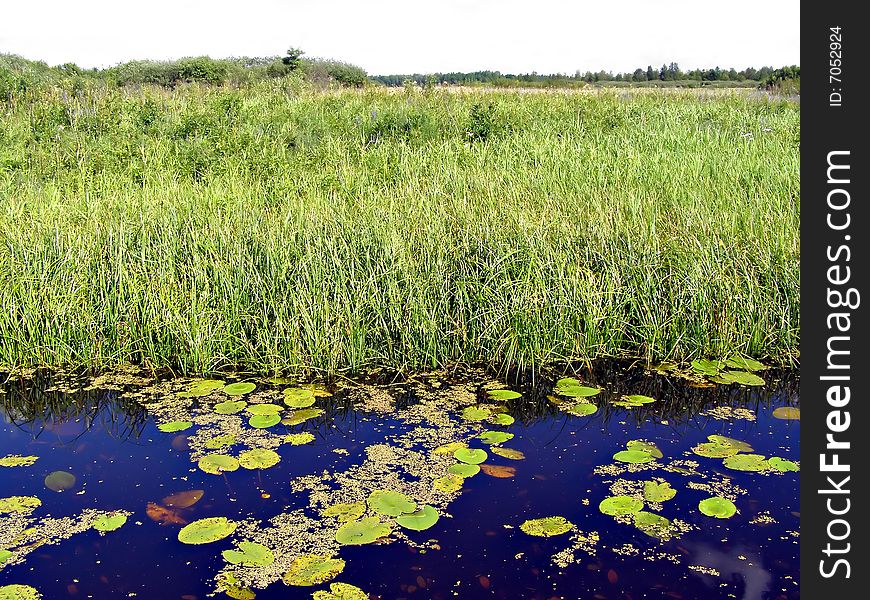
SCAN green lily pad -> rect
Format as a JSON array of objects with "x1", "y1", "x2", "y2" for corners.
[
  {"x1": 239, "y1": 448, "x2": 281, "y2": 470},
  {"x1": 224, "y1": 382, "x2": 256, "y2": 396},
  {"x1": 708, "y1": 373, "x2": 738, "y2": 384},
  {"x1": 490, "y1": 447, "x2": 525, "y2": 460},
  {"x1": 612, "y1": 450, "x2": 654, "y2": 464},
  {"x1": 322, "y1": 502, "x2": 366, "y2": 522},
  {"x1": 599, "y1": 495, "x2": 644, "y2": 516},
  {"x1": 555, "y1": 377, "x2": 581, "y2": 388},
  {"x1": 454, "y1": 448, "x2": 488, "y2": 464},
  {"x1": 93, "y1": 513, "x2": 127, "y2": 532},
  {"x1": 643, "y1": 481, "x2": 676, "y2": 502},
  {"x1": 707, "y1": 435, "x2": 754, "y2": 452},
  {"x1": 625, "y1": 394, "x2": 657, "y2": 404},
  {"x1": 247, "y1": 403, "x2": 283, "y2": 416},
  {"x1": 724, "y1": 355, "x2": 767, "y2": 371},
  {"x1": 284, "y1": 388, "x2": 317, "y2": 408},
  {"x1": 448, "y1": 463, "x2": 480, "y2": 478},
  {"x1": 461, "y1": 406, "x2": 491, "y2": 421},
  {"x1": 487, "y1": 389, "x2": 521, "y2": 401},
  {"x1": 478, "y1": 431, "x2": 514, "y2": 444},
  {"x1": 692, "y1": 442, "x2": 739, "y2": 458},
  {"x1": 367, "y1": 490, "x2": 416, "y2": 516},
  {"x1": 44, "y1": 471, "x2": 76, "y2": 492},
  {"x1": 203, "y1": 434, "x2": 237, "y2": 450},
  {"x1": 0, "y1": 585, "x2": 41, "y2": 599},
  {"x1": 723, "y1": 453, "x2": 770, "y2": 472},
  {"x1": 564, "y1": 402, "x2": 598, "y2": 416},
  {"x1": 433, "y1": 474, "x2": 464, "y2": 493},
  {"x1": 282, "y1": 554, "x2": 345, "y2": 586},
  {"x1": 178, "y1": 516, "x2": 237, "y2": 544},
  {"x1": 282, "y1": 408, "x2": 324, "y2": 425},
  {"x1": 725, "y1": 371, "x2": 765, "y2": 386},
  {"x1": 491, "y1": 413, "x2": 515, "y2": 426},
  {"x1": 219, "y1": 573, "x2": 256, "y2": 600},
  {"x1": 698, "y1": 496, "x2": 737, "y2": 518},
  {"x1": 0, "y1": 550, "x2": 11, "y2": 564},
  {"x1": 198, "y1": 454, "x2": 240, "y2": 475},
  {"x1": 691, "y1": 359, "x2": 724, "y2": 376},
  {"x1": 312, "y1": 582, "x2": 368, "y2": 600},
  {"x1": 651, "y1": 362, "x2": 678, "y2": 372},
  {"x1": 185, "y1": 379, "x2": 226, "y2": 397},
  {"x1": 285, "y1": 432, "x2": 316, "y2": 445},
  {"x1": 214, "y1": 400, "x2": 247, "y2": 415},
  {"x1": 772, "y1": 406, "x2": 800, "y2": 420},
  {"x1": 335, "y1": 517, "x2": 392, "y2": 545},
  {"x1": 223, "y1": 541, "x2": 275, "y2": 566},
  {"x1": 768, "y1": 457, "x2": 800, "y2": 472},
  {"x1": 433, "y1": 441, "x2": 467, "y2": 455},
  {"x1": 634, "y1": 511, "x2": 671, "y2": 537},
  {"x1": 158, "y1": 421, "x2": 193, "y2": 433},
  {"x1": 0, "y1": 496, "x2": 41, "y2": 514},
  {"x1": 249, "y1": 414, "x2": 281, "y2": 428},
  {"x1": 626, "y1": 440, "x2": 663, "y2": 458},
  {"x1": 556, "y1": 382, "x2": 601, "y2": 397},
  {"x1": 519, "y1": 516, "x2": 574, "y2": 537},
  {"x1": 396, "y1": 505, "x2": 440, "y2": 531},
  {"x1": 0, "y1": 455, "x2": 39, "y2": 467}
]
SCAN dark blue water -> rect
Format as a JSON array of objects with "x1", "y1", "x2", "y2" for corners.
[{"x1": 0, "y1": 366, "x2": 799, "y2": 600}]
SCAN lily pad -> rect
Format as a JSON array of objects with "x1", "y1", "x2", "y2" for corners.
[
  {"x1": 323, "y1": 502, "x2": 366, "y2": 522},
  {"x1": 490, "y1": 447, "x2": 525, "y2": 460},
  {"x1": 203, "y1": 434, "x2": 237, "y2": 450},
  {"x1": 219, "y1": 573, "x2": 256, "y2": 600},
  {"x1": 0, "y1": 585, "x2": 41, "y2": 599},
  {"x1": 691, "y1": 359, "x2": 724, "y2": 376},
  {"x1": 396, "y1": 505, "x2": 440, "y2": 531},
  {"x1": 224, "y1": 382, "x2": 256, "y2": 396},
  {"x1": 162, "y1": 489, "x2": 204, "y2": 508},
  {"x1": 44, "y1": 471, "x2": 76, "y2": 492},
  {"x1": 282, "y1": 554, "x2": 345, "y2": 586},
  {"x1": 0, "y1": 550, "x2": 11, "y2": 564},
  {"x1": 491, "y1": 413, "x2": 515, "y2": 426},
  {"x1": 198, "y1": 454, "x2": 240, "y2": 475},
  {"x1": 519, "y1": 516, "x2": 574, "y2": 537},
  {"x1": 634, "y1": 511, "x2": 671, "y2": 537},
  {"x1": 367, "y1": 490, "x2": 416, "y2": 516},
  {"x1": 599, "y1": 496, "x2": 644, "y2": 516},
  {"x1": 487, "y1": 389, "x2": 521, "y2": 401},
  {"x1": 285, "y1": 432, "x2": 316, "y2": 445},
  {"x1": 479, "y1": 464, "x2": 516, "y2": 478},
  {"x1": 158, "y1": 421, "x2": 193, "y2": 433},
  {"x1": 723, "y1": 453, "x2": 770, "y2": 472},
  {"x1": 0, "y1": 455, "x2": 39, "y2": 468},
  {"x1": 725, "y1": 371, "x2": 765, "y2": 386},
  {"x1": 564, "y1": 402, "x2": 598, "y2": 416},
  {"x1": 772, "y1": 406, "x2": 800, "y2": 420},
  {"x1": 624, "y1": 394, "x2": 656, "y2": 404},
  {"x1": 433, "y1": 474, "x2": 464, "y2": 493},
  {"x1": 461, "y1": 406, "x2": 491, "y2": 421},
  {"x1": 247, "y1": 403, "x2": 283, "y2": 416},
  {"x1": 249, "y1": 414, "x2": 281, "y2": 428},
  {"x1": 454, "y1": 448, "x2": 488, "y2": 464},
  {"x1": 724, "y1": 355, "x2": 767, "y2": 371},
  {"x1": 643, "y1": 481, "x2": 676, "y2": 502},
  {"x1": 448, "y1": 463, "x2": 480, "y2": 478},
  {"x1": 433, "y1": 441, "x2": 467, "y2": 455},
  {"x1": 478, "y1": 431, "x2": 514, "y2": 444},
  {"x1": 284, "y1": 388, "x2": 316, "y2": 408},
  {"x1": 312, "y1": 583, "x2": 368, "y2": 600},
  {"x1": 282, "y1": 408, "x2": 324, "y2": 425},
  {"x1": 555, "y1": 382, "x2": 601, "y2": 398},
  {"x1": 336, "y1": 517, "x2": 392, "y2": 545},
  {"x1": 626, "y1": 440, "x2": 663, "y2": 458},
  {"x1": 214, "y1": 400, "x2": 247, "y2": 415},
  {"x1": 707, "y1": 435, "x2": 754, "y2": 452},
  {"x1": 692, "y1": 442, "x2": 739, "y2": 458},
  {"x1": 698, "y1": 496, "x2": 737, "y2": 519},
  {"x1": 223, "y1": 541, "x2": 275, "y2": 566},
  {"x1": 239, "y1": 448, "x2": 281, "y2": 470},
  {"x1": 0, "y1": 496, "x2": 41, "y2": 514},
  {"x1": 612, "y1": 450, "x2": 654, "y2": 464},
  {"x1": 93, "y1": 513, "x2": 127, "y2": 532},
  {"x1": 178, "y1": 516, "x2": 237, "y2": 544},
  {"x1": 185, "y1": 379, "x2": 226, "y2": 397},
  {"x1": 768, "y1": 457, "x2": 800, "y2": 472}
]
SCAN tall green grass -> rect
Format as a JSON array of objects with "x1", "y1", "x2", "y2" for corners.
[{"x1": 0, "y1": 81, "x2": 800, "y2": 375}]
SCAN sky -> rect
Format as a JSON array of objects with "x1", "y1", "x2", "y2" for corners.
[{"x1": 1, "y1": 1, "x2": 800, "y2": 75}]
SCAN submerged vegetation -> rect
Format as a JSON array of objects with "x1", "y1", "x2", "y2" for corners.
[{"x1": 0, "y1": 59, "x2": 799, "y2": 375}]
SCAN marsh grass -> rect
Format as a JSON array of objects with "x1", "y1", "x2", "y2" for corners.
[{"x1": 0, "y1": 81, "x2": 799, "y2": 375}]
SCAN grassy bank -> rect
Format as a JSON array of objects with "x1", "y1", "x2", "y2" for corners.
[{"x1": 0, "y1": 81, "x2": 799, "y2": 374}]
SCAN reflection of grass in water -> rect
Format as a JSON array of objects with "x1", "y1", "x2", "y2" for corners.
[{"x1": 0, "y1": 84, "x2": 798, "y2": 374}]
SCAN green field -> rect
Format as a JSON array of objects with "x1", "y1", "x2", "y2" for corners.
[{"x1": 0, "y1": 80, "x2": 799, "y2": 375}]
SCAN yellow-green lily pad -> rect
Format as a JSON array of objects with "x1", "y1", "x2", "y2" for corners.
[
  {"x1": 725, "y1": 371, "x2": 765, "y2": 386},
  {"x1": 564, "y1": 403, "x2": 598, "y2": 417},
  {"x1": 613, "y1": 450, "x2": 653, "y2": 464},
  {"x1": 214, "y1": 400, "x2": 247, "y2": 415},
  {"x1": 461, "y1": 406, "x2": 491, "y2": 421},
  {"x1": 322, "y1": 502, "x2": 366, "y2": 522},
  {"x1": 643, "y1": 481, "x2": 676, "y2": 502},
  {"x1": 0, "y1": 455, "x2": 39, "y2": 468},
  {"x1": 284, "y1": 388, "x2": 316, "y2": 408},
  {"x1": 185, "y1": 379, "x2": 225, "y2": 397},
  {"x1": 396, "y1": 505, "x2": 439, "y2": 531},
  {"x1": 487, "y1": 389, "x2": 521, "y2": 401},
  {"x1": 246, "y1": 404, "x2": 283, "y2": 416},
  {"x1": 249, "y1": 414, "x2": 281, "y2": 428},
  {"x1": 93, "y1": 513, "x2": 127, "y2": 532},
  {"x1": 448, "y1": 463, "x2": 480, "y2": 478},
  {"x1": 478, "y1": 431, "x2": 514, "y2": 444},
  {"x1": 178, "y1": 516, "x2": 237, "y2": 544},
  {"x1": 282, "y1": 554, "x2": 345, "y2": 586},
  {"x1": 239, "y1": 448, "x2": 281, "y2": 470},
  {"x1": 367, "y1": 490, "x2": 416, "y2": 516},
  {"x1": 158, "y1": 421, "x2": 193, "y2": 433},
  {"x1": 203, "y1": 434, "x2": 236, "y2": 450},
  {"x1": 723, "y1": 453, "x2": 770, "y2": 472},
  {"x1": 772, "y1": 406, "x2": 800, "y2": 420},
  {"x1": 599, "y1": 495, "x2": 644, "y2": 516},
  {"x1": 519, "y1": 516, "x2": 573, "y2": 537},
  {"x1": 490, "y1": 447, "x2": 525, "y2": 460},
  {"x1": 491, "y1": 413, "x2": 515, "y2": 426},
  {"x1": 223, "y1": 541, "x2": 275, "y2": 566},
  {"x1": 0, "y1": 585, "x2": 41, "y2": 599},
  {"x1": 634, "y1": 511, "x2": 671, "y2": 537},
  {"x1": 282, "y1": 408, "x2": 324, "y2": 426},
  {"x1": 698, "y1": 497, "x2": 737, "y2": 518},
  {"x1": 224, "y1": 382, "x2": 256, "y2": 395},
  {"x1": 312, "y1": 582, "x2": 368, "y2": 600},
  {"x1": 433, "y1": 474, "x2": 464, "y2": 493},
  {"x1": 0, "y1": 496, "x2": 41, "y2": 514},
  {"x1": 285, "y1": 432, "x2": 316, "y2": 445},
  {"x1": 768, "y1": 457, "x2": 800, "y2": 472},
  {"x1": 198, "y1": 454, "x2": 240, "y2": 475},
  {"x1": 692, "y1": 442, "x2": 739, "y2": 458},
  {"x1": 626, "y1": 440, "x2": 663, "y2": 458},
  {"x1": 454, "y1": 448, "x2": 488, "y2": 464}
]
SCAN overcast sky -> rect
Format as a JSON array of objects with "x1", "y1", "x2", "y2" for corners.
[{"x1": 1, "y1": 1, "x2": 799, "y2": 75}]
